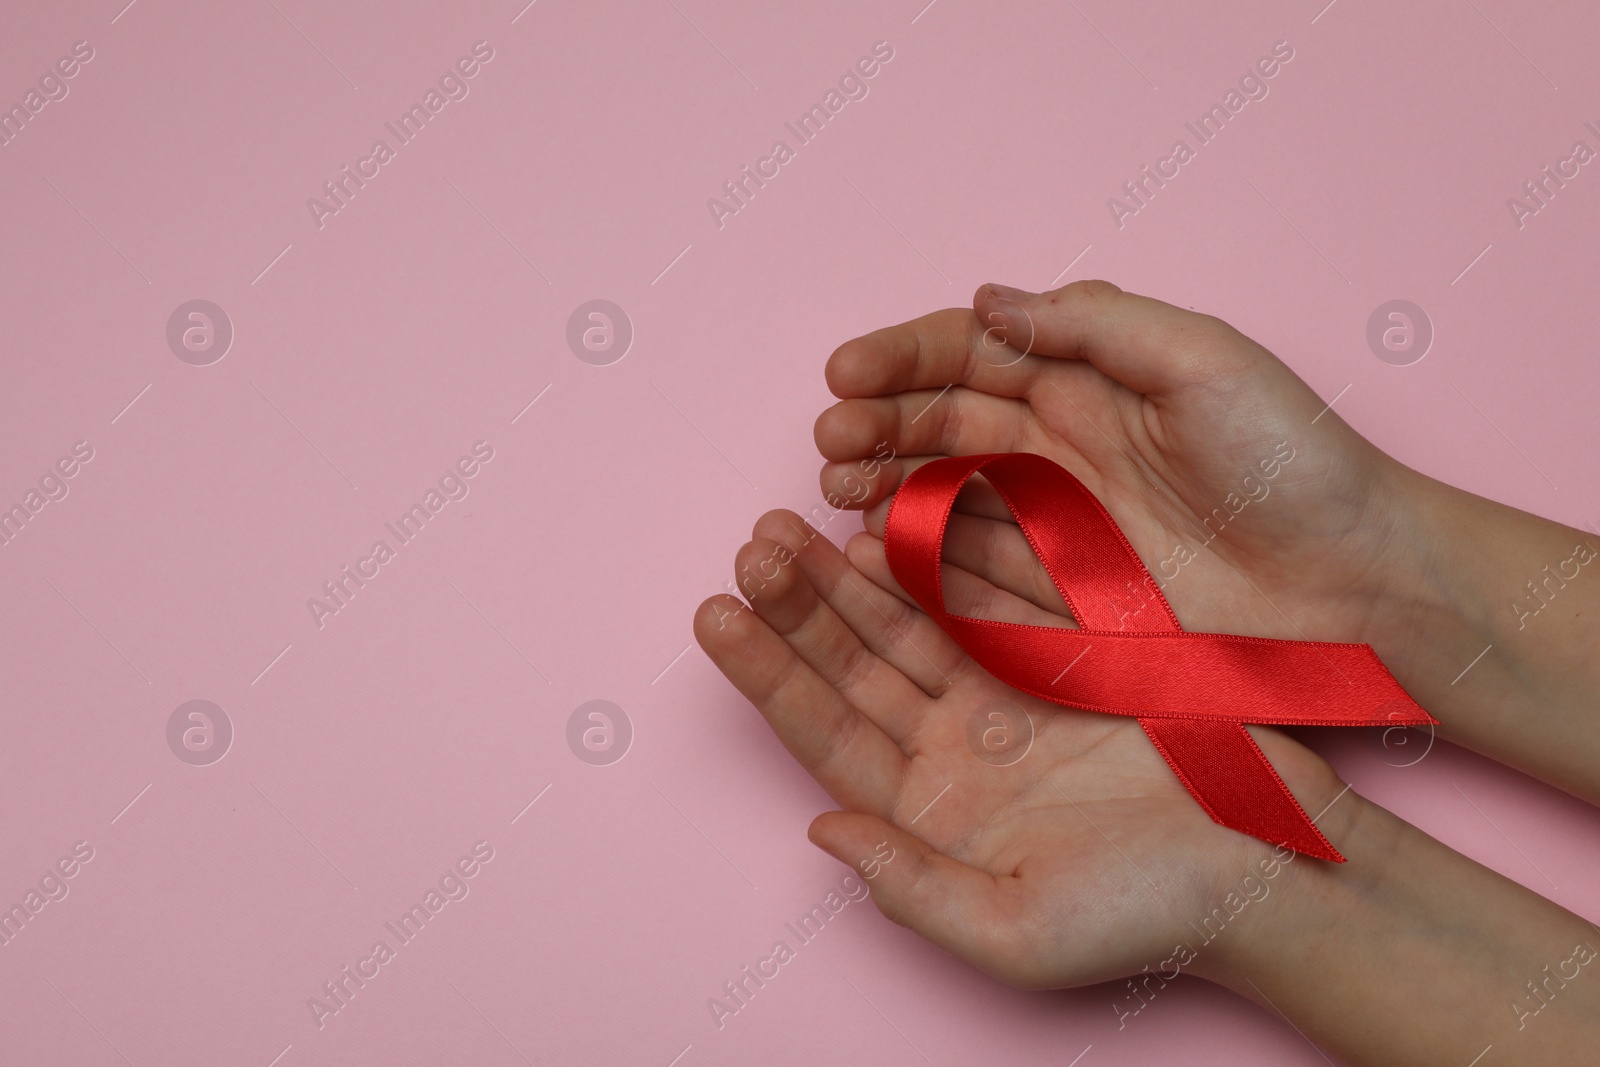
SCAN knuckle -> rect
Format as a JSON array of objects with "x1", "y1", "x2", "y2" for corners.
[
  {"x1": 831, "y1": 635, "x2": 879, "y2": 694},
  {"x1": 937, "y1": 391, "x2": 967, "y2": 451},
  {"x1": 810, "y1": 702, "x2": 861, "y2": 771},
  {"x1": 1180, "y1": 314, "x2": 1255, "y2": 380},
  {"x1": 1051, "y1": 278, "x2": 1122, "y2": 308}
]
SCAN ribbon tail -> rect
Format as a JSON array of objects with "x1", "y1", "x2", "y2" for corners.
[{"x1": 1139, "y1": 718, "x2": 1345, "y2": 862}]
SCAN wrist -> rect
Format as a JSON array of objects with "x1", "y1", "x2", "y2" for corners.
[
  {"x1": 1187, "y1": 784, "x2": 1391, "y2": 988},
  {"x1": 1371, "y1": 458, "x2": 1594, "y2": 668},
  {"x1": 1195, "y1": 786, "x2": 1600, "y2": 1066},
  {"x1": 1355, "y1": 459, "x2": 1488, "y2": 655},
  {"x1": 1365, "y1": 461, "x2": 1600, "y2": 800}
]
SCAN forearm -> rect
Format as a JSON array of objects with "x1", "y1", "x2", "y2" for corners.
[
  {"x1": 1369, "y1": 461, "x2": 1600, "y2": 802},
  {"x1": 1197, "y1": 790, "x2": 1600, "y2": 1066}
]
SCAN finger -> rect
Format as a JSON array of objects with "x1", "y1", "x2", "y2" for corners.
[
  {"x1": 695, "y1": 594, "x2": 905, "y2": 817},
  {"x1": 734, "y1": 534, "x2": 932, "y2": 721},
  {"x1": 753, "y1": 510, "x2": 968, "y2": 706},
  {"x1": 907, "y1": 511, "x2": 1072, "y2": 618},
  {"x1": 844, "y1": 531, "x2": 1075, "y2": 631},
  {"x1": 808, "y1": 811, "x2": 1039, "y2": 987},
  {"x1": 825, "y1": 307, "x2": 1056, "y2": 401},
  {"x1": 973, "y1": 279, "x2": 1259, "y2": 396},
  {"x1": 813, "y1": 389, "x2": 1031, "y2": 464}
]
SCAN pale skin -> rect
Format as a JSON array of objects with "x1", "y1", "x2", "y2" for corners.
[{"x1": 692, "y1": 281, "x2": 1600, "y2": 1065}]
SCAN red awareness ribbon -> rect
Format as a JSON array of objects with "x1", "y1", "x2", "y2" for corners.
[{"x1": 884, "y1": 452, "x2": 1437, "y2": 862}]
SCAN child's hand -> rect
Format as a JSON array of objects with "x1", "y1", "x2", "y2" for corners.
[
  {"x1": 692, "y1": 505, "x2": 1350, "y2": 994},
  {"x1": 815, "y1": 280, "x2": 1420, "y2": 656}
]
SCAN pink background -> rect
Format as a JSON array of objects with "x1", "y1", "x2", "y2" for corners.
[{"x1": 3, "y1": 0, "x2": 1599, "y2": 1064}]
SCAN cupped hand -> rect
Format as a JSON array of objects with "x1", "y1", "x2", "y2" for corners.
[{"x1": 815, "y1": 280, "x2": 1427, "y2": 652}]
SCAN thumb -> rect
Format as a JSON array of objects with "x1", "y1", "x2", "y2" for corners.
[
  {"x1": 973, "y1": 279, "x2": 1258, "y2": 396},
  {"x1": 809, "y1": 810, "x2": 1036, "y2": 985}
]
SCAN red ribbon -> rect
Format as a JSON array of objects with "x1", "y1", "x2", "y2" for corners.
[{"x1": 884, "y1": 453, "x2": 1437, "y2": 862}]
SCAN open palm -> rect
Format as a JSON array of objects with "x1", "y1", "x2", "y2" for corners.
[{"x1": 693, "y1": 501, "x2": 1343, "y2": 991}]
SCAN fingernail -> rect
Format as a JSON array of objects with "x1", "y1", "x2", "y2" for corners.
[{"x1": 983, "y1": 282, "x2": 1036, "y2": 302}]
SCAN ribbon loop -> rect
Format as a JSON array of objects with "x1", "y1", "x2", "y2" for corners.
[{"x1": 884, "y1": 453, "x2": 1436, "y2": 862}]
